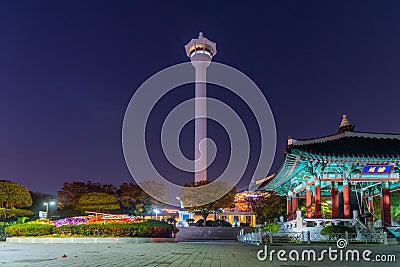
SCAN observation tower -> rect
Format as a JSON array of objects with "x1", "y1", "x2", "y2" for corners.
[{"x1": 185, "y1": 32, "x2": 217, "y2": 183}]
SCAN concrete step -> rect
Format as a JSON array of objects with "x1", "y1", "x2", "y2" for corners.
[
  {"x1": 387, "y1": 237, "x2": 400, "y2": 245},
  {"x1": 176, "y1": 227, "x2": 241, "y2": 241}
]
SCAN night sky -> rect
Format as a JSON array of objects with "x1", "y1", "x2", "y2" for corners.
[{"x1": 1, "y1": 1, "x2": 400, "y2": 194}]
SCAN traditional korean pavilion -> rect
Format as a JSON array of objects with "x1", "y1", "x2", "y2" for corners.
[{"x1": 262, "y1": 115, "x2": 400, "y2": 227}]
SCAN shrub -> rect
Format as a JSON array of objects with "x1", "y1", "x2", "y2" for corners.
[
  {"x1": 206, "y1": 220, "x2": 216, "y2": 226},
  {"x1": 215, "y1": 219, "x2": 232, "y2": 227},
  {"x1": 0, "y1": 223, "x2": 9, "y2": 241},
  {"x1": 186, "y1": 218, "x2": 195, "y2": 223},
  {"x1": 167, "y1": 218, "x2": 176, "y2": 224},
  {"x1": 0, "y1": 208, "x2": 34, "y2": 219},
  {"x1": 196, "y1": 219, "x2": 205, "y2": 226},
  {"x1": 320, "y1": 225, "x2": 356, "y2": 235},
  {"x1": 76, "y1": 192, "x2": 120, "y2": 213},
  {"x1": 5, "y1": 220, "x2": 173, "y2": 238},
  {"x1": 222, "y1": 221, "x2": 232, "y2": 227},
  {"x1": 260, "y1": 222, "x2": 280, "y2": 233},
  {"x1": 5, "y1": 222, "x2": 54, "y2": 236}
]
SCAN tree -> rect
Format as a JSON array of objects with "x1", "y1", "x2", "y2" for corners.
[
  {"x1": 390, "y1": 191, "x2": 400, "y2": 221},
  {"x1": 260, "y1": 222, "x2": 280, "y2": 233},
  {"x1": 140, "y1": 181, "x2": 167, "y2": 204},
  {"x1": 76, "y1": 192, "x2": 120, "y2": 213},
  {"x1": 116, "y1": 183, "x2": 157, "y2": 216},
  {"x1": 373, "y1": 196, "x2": 381, "y2": 218},
  {"x1": 0, "y1": 208, "x2": 33, "y2": 219},
  {"x1": 211, "y1": 187, "x2": 236, "y2": 221},
  {"x1": 321, "y1": 200, "x2": 332, "y2": 218},
  {"x1": 297, "y1": 198, "x2": 332, "y2": 218},
  {"x1": 245, "y1": 191, "x2": 286, "y2": 224},
  {"x1": 0, "y1": 180, "x2": 33, "y2": 219},
  {"x1": 373, "y1": 190, "x2": 400, "y2": 222},
  {"x1": 58, "y1": 181, "x2": 116, "y2": 217},
  {"x1": 246, "y1": 192, "x2": 269, "y2": 224},
  {"x1": 261, "y1": 193, "x2": 286, "y2": 222},
  {"x1": 180, "y1": 181, "x2": 236, "y2": 226}
]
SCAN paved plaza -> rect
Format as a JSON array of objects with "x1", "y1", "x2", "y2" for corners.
[{"x1": 0, "y1": 241, "x2": 399, "y2": 267}]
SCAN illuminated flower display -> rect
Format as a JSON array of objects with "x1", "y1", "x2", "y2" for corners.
[
  {"x1": 53, "y1": 217, "x2": 91, "y2": 226},
  {"x1": 53, "y1": 213, "x2": 141, "y2": 226}
]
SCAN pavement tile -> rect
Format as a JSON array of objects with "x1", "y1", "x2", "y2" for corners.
[{"x1": 1, "y1": 241, "x2": 399, "y2": 266}]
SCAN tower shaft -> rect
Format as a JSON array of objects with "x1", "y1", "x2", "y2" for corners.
[
  {"x1": 185, "y1": 32, "x2": 217, "y2": 184},
  {"x1": 194, "y1": 65, "x2": 207, "y2": 183}
]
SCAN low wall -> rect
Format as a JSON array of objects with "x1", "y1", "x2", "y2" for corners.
[{"x1": 6, "y1": 237, "x2": 177, "y2": 244}]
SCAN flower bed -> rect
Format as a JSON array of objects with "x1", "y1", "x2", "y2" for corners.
[
  {"x1": 54, "y1": 214, "x2": 140, "y2": 226},
  {"x1": 53, "y1": 217, "x2": 92, "y2": 226}
]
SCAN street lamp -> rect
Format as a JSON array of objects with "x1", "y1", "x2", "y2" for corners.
[
  {"x1": 153, "y1": 208, "x2": 161, "y2": 220},
  {"x1": 44, "y1": 201, "x2": 56, "y2": 219}
]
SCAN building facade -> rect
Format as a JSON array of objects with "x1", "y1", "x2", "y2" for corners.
[{"x1": 262, "y1": 115, "x2": 400, "y2": 227}]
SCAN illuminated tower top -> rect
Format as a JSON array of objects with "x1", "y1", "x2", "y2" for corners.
[{"x1": 185, "y1": 32, "x2": 217, "y2": 60}]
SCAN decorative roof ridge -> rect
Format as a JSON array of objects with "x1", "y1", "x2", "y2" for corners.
[
  {"x1": 291, "y1": 131, "x2": 400, "y2": 146},
  {"x1": 262, "y1": 154, "x2": 301, "y2": 191},
  {"x1": 291, "y1": 148, "x2": 400, "y2": 161},
  {"x1": 255, "y1": 174, "x2": 275, "y2": 185}
]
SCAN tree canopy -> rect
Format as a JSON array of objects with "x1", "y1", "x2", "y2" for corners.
[
  {"x1": 57, "y1": 181, "x2": 163, "y2": 217},
  {"x1": 180, "y1": 181, "x2": 236, "y2": 226},
  {"x1": 0, "y1": 180, "x2": 33, "y2": 219},
  {"x1": 390, "y1": 191, "x2": 400, "y2": 221},
  {"x1": 57, "y1": 181, "x2": 116, "y2": 217},
  {"x1": 373, "y1": 190, "x2": 400, "y2": 222},
  {"x1": 140, "y1": 181, "x2": 167, "y2": 204},
  {"x1": 76, "y1": 192, "x2": 120, "y2": 213},
  {"x1": 116, "y1": 183, "x2": 158, "y2": 216},
  {"x1": 0, "y1": 207, "x2": 33, "y2": 219},
  {"x1": 0, "y1": 180, "x2": 32, "y2": 209},
  {"x1": 245, "y1": 192, "x2": 286, "y2": 224}
]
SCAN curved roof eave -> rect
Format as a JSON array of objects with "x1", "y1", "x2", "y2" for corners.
[{"x1": 292, "y1": 131, "x2": 400, "y2": 147}]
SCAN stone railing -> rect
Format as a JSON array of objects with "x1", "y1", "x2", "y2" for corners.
[
  {"x1": 278, "y1": 210, "x2": 366, "y2": 233},
  {"x1": 308, "y1": 231, "x2": 387, "y2": 244},
  {"x1": 237, "y1": 229, "x2": 387, "y2": 245},
  {"x1": 237, "y1": 210, "x2": 387, "y2": 244},
  {"x1": 302, "y1": 218, "x2": 357, "y2": 228},
  {"x1": 237, "y1": 229, "x2": 262, "y2": 245}
]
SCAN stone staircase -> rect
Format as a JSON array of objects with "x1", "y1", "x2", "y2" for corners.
[{"x1": 176, "y1": 227, "x2": 241, "y2": 241}]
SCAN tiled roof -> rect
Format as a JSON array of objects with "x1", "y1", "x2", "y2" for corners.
[{"x1": 290, "y1": 132, "x2": 400, "y2": 157}]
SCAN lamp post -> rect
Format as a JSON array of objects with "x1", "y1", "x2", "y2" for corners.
[
  {"x1": 44, "y1": 201, "x2": 56, "y2": 219},
  {"x1": 153, "y1": 208, "x2": 160, "y2": 220}
]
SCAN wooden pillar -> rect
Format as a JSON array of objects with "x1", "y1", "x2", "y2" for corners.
[
  {"x1": 306, "y1": 186, "x2": 312, "y2": 218},
  {"x1": 381, "y1": 182, "x2": 392, "y2": 227},
  {"x1": 331, "y1": 182, "x2": 339, "y2": 218},
  {"x1": 287, "y1": 196, "x2": 292, "y2": 221},
  {"x1": 368, "y1": 196, "x2": 374, "y2": 223},
  {"x1": 314, "y1": 180, "x2": 321, "y2": 218},
  {"x1": 343, "y1": 179, "x2": 350, "y2": 218},
  {"x1": 292, "y1": 194, "x2": 298, "y2": 219}
]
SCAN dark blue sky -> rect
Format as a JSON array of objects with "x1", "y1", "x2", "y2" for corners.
[{"x1": 1, "y1": 1, "x2": 400, "y2": 194}]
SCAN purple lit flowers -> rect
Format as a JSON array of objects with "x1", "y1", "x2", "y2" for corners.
[{"x1": 53, "y1": 217, "x2": 91, "y2": 227}]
